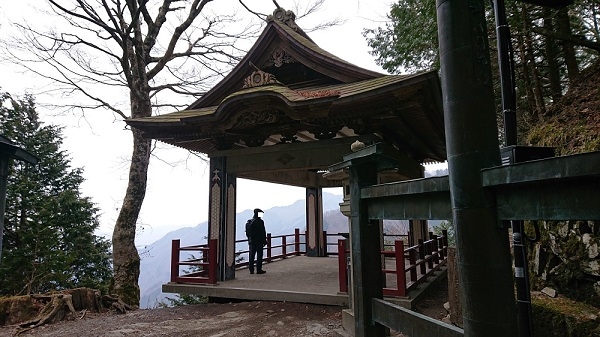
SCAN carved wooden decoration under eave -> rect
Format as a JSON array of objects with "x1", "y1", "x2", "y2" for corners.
[
  {"x1": 265, "y1": 47, "x2": 297, "y2": 68},
  {"x1": 242, "y1": 69, "x2": 282, "y2": 89}
]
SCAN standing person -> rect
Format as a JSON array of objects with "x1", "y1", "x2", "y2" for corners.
[{"x1": 247, "y1": 208, "x2": 267, "y2": 274}]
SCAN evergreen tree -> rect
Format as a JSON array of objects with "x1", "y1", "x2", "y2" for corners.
[
  {"x1": 363, "y1": 0, "x2": 439, "y2": 73},
  {"x1": 0, "y1": 92, "x2": 112, "y2": 295},
  {"x1": 365, "y1": 1, "x2": 599, "y2": 137}
]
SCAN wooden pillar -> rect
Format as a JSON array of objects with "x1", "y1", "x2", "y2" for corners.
[
  {"x1": 437, "y1": 0, "x2": 518, "y2": 335},
  {"x1": 305, "y1": 187, "x2": 324, "y2": 257},
  {"x1": 208, "y1": 156, "x2": 237, "y2": 281},
  {"x1": 409, "y1": 220, "x2": 428, "y2": 246},
  {"x1": 349, "y1": 161, "x2": 385, "y2": 337}
]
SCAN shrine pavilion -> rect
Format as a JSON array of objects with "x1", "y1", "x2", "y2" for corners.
[
  {"x1": 127, "y1": 7, "x2": 446, "y2": 281},
  {"x1": 127, "y1": 3, "x2": 600, "y2": 337}
]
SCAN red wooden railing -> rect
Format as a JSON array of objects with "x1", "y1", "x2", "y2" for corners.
[
  {"x1": 235, "y1": 228, "x2": 304, "y2": 268},
  {"x1": 170, "y1": 239, "x2": 218, "y2": 284},
  {"x1": 337, "y1": 230, "x2": 449, "y2": 298},
  {"x1": 338, "y1": 239, "x2": 349, "y2": 293},
  {"x1": 169, "y1": 228, "x2": 447, "y2": 295}
]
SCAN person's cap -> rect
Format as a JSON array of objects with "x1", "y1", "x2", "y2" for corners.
[{"x1": 253, "y1": 208, "x2": 263, "y2": 214}]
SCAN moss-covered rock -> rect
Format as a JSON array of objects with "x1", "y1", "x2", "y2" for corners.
[
  {"x1": 528, "y1": 221, "x2": 600, "y2": 308},
  {"x1": 533, "y1": 294, "x2": 600, "y2": 337}
]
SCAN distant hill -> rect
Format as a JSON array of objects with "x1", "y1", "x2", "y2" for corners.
[{"x1": 138, "y1": 192, "x2": 344, "y2": 308}]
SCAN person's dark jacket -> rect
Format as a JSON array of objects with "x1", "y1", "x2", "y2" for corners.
[{"x1": 250, "y1": 217, "x2": 267, "y2": 246}]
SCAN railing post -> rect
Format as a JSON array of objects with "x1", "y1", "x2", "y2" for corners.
[
  {"x1": 208, "y1": 239, "x2": 218, "y2": 284},
  {"x1": 427, "y1": 239, "x2": 435, "y2": 270},
  {"x1": 338, "y1": 239, "x2": 348, "y2": 293},
  {"x1": 409, "y1": 248, "x2": 417, "y2": 283},
  {"x1": 282, "y1": 235, "x2": 287, "y2": 258},
  {"x1": 442, "y1": 229, "x2": 449, "y2": 255},
  {"x1": 266, "y1": 233, "x2": 272, "y2": 262},
  {"x1": 437, "y1": 235, "x2": 445, "y2": 259},
  {"x1": 418, "y1": 238, "x2": 426, "y2": 275},
  {"x1": 432, "y1": 234, "x2": 440, "y2": 264},
  {"x1": 323, "y1": 230, "x2": 328, "y2": 257},
  {"x1": 305, "y1": 230, "x2": 308, "y2": 253},
  {"x1": 395, "y1": 240, "x2": 407, "y2": 297},
  {"x1": 171, "y1": 239, "x2": 180, "y2": 283},
  {"x1": 295, "y1": 228, "x2": 300, "y2": 255}
]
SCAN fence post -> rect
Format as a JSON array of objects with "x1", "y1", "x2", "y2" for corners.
[
  {"x1": 427, "y1": 239, "x2": 434, "y2": 270},
  {"x1": 432, "y1": 234, "x2": 440, "y2": 264},
  {"x1": 438, "y1": 236, "x2": 445, "y2": 259},
  {"x1": 395, "y1": 240, "x2": 407, "y2": 297},
  {"x1": 208, "y1": 239, "x2": 218, "y2": 284},
  {"x1": 409, "y1": 248, "x2": 417, "y2": 283},
  {"x1": 305, "y1": 230, "x2": 309, "y2": 254},
  {"x1": 282, "y1": 235, "x2": 287, "y2": 258},
  {"x1": 338, "y1": 239, "x2": 348, "y2": 293},
  {"x1": 295, "y1": 228, "x2": 301, "y2": 255},
  {"x1": 418, "y1": 238, "x2": 426, "y2": 275},
  {"x1": 323, "y1": 231, "x2": 328, "y2": 257},
  {"x1": 266, "y1": 233, "x2": 272, "y2": 262},
  {"x1": 171, "y1": 239, "x2": 180, "y2": 282},
  {"x1": 442, "y1": 229, "x2": 449, "y2": 255}
]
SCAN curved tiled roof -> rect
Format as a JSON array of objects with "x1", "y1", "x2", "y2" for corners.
[{"x1": 126, "y1": 8, "x2": 447, "y2": 186}]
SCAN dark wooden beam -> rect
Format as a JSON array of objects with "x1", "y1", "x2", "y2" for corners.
[
  {"x1": 222, "y1": 136, "x2": 423, "y2": 179},
  {"x1": 212, "y1": 137, "x2": 367, "y2": 173},
  {"x1": 224, "y1": 143, "x2": 350, "y2": 173},
  {"x1": 238, "y1": 170, "x2": 341, "y2": 188},
  {"x1": 372, "y1": 299, "x2": 464, "y2": 337}
]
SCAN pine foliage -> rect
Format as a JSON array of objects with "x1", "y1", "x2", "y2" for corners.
[{"x1": 0, "y1": 92, "x2": 112, "y2": 296}]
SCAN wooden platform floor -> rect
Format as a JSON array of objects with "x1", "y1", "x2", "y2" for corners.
[{"x1": 163, "y1": 255, "x2": 446, "y2": 308}]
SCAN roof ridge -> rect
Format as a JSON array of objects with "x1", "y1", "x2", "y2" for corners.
[{"x1": 266, "y1": 7, "x2": 313, "y2": 42}]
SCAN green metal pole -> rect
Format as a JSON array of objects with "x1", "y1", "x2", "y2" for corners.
[{"x1": 436, "y1": 0, "x2": 518, "y2": 336}]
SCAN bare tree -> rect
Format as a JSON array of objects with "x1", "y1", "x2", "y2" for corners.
[{"x1": 2, "y1": 0, "x2": 339, "y2": 306}]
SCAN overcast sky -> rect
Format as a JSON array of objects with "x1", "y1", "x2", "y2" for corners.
[{"x1": 0, "y1": 0, "x2": 445, "y2": 246}]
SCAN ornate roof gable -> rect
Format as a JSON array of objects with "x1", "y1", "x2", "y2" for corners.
[{"x1": 186, "y1": 7, "x2": 383, "y2": 110}]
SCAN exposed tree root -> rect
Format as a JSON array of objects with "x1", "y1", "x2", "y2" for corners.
[
  {"x1": 13, "y1": 294, "x2": 77, "y2": 336},
  {"x1": 101, "y1": 294, "x2": 135, "y2": 314},
  {"x1": 2, "y1": 288, "x2": 134, "y2": 336}
]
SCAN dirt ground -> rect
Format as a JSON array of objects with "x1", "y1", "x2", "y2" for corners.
[{"x1": 0, "y1": 281, "x2": 449, "y2": 337}]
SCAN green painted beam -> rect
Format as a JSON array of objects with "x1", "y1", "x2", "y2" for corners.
[
  {"x1": 482, "y1": 150, "x2": 600, "y2": 186},
  {"x1": 482, "y1": 151, "x2": 600, "y2": 220},
  {"x1": 493, "y1": 178, "x2": 600, "y2": 220},
  {"x1": 372, "y1": 298, "x2": 464, "y2": 337},
  {"x1": 362, "y1": 176, "x2": 451, "y2": 220}
]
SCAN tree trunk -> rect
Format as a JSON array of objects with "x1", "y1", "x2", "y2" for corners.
[
  {"x1": 515, "y1": 5, "x2": 537, "y2": 126},
  {"x1": 111, "y1": 127, "x2": 151, "y2": 306},
  {"x1": 521, "y1": 6, "x2": 546, "y2": 119},
  {"x1": 544, "y1": 8, "x2": 563, "y2": 102},
  {"x1": 557, "y1": 7, "x2": 579, "y2": 83}
]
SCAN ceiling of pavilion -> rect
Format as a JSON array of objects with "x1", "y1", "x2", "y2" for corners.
[{"x1": 126, "y1": 7, "x2": 447, "y2": 186}]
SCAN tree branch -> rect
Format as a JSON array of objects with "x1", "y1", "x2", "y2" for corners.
[
  {"x1": 532, "y1": 27, "x2": 600, "y2": 52},
  {"x1": 146, "y1": 0, "x2": 214, "y2": 80}
]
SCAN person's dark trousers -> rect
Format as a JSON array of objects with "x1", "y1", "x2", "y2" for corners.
[{"x1": 249, "y1": 243, "x2": 264, "y2": 273}]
